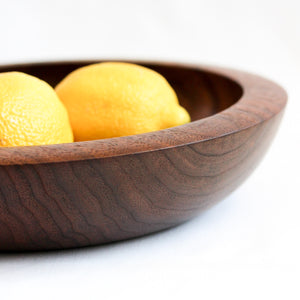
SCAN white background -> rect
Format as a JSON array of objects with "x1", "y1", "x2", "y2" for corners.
[{"x1": 0, "y1": 0, "x2": 299, "y2": 299}]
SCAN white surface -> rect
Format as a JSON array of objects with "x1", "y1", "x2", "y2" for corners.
[{"x1": 0, "y1": 0, "x2": 299, "y2": 299}]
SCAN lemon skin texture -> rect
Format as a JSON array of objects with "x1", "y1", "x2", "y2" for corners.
[
  {"x1": 0, "y1": 72, "x2": 73, "y2": 147},
  {"x1": 55, "y1": 62, "x2": 190, "y2": 141}
]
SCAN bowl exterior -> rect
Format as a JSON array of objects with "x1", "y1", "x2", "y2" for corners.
[{"x1": 0, "y1": 109, "x2": 284, "y2": 251}]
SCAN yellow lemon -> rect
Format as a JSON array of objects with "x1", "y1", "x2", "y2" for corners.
[
  {"x1": 55, "y1": 62, "x2": 190, "y2": 141},
  {"x1": 0, "y1": 72, "x2": 73, "y2": 147}
]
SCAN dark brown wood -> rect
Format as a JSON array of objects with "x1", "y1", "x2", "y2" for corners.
[{"x1": 0, "y1": 60, "x2": 287, "y2": 251}]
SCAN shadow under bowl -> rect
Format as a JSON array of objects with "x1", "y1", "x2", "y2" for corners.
[{"x1": 0, "y1": 60, "x2": 287, "y2": 251}]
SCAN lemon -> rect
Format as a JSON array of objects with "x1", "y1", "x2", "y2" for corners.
[
  {"x1": 55, "y1": 62, "x2": 190, "y2": 141},
  {"x1": 0, "y1": 72, "x2": 73, "y2": 147}
]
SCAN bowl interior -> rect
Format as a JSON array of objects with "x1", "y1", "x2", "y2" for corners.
[{"x1": 0, "y1": 61, "x2": 243, "y2": 121}]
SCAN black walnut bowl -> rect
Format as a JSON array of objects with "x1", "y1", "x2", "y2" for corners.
[{"x1": 0, "y1": 61, "x2": 287, "y2": 251}]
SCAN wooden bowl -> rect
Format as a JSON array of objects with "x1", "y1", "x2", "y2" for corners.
[{"x1": 0, "y1": 61, "x2": 287, "y2": 251}]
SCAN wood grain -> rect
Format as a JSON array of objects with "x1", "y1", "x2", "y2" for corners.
[{"x1": 0, "y1": 61, "x2": 287, "y2": 251}]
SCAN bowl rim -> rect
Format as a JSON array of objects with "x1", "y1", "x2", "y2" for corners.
[{"x1": 0, "y1": 60, "x2": 287, "y2": 165}]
